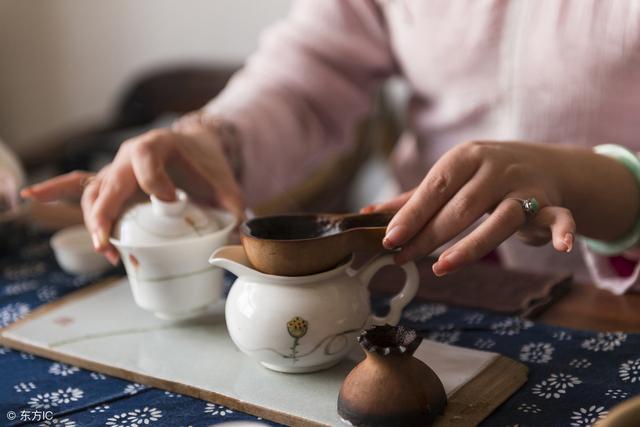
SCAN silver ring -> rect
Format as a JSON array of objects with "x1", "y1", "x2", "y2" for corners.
[{"x1": 509, "y1": 197, "x2": 540, "y2": 217}]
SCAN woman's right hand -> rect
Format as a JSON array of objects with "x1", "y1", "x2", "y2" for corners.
[{"x1": 21, "y1": 122, "x2": 245, "y2": 265}]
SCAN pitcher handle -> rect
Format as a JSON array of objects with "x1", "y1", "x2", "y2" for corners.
[{"x1": 354, "y1": 255, "x2": 419, "y2": 326}]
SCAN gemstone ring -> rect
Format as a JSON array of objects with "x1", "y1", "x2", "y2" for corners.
[{"x1": 509, "y1": 197, "x2": 540, "y2": 217}]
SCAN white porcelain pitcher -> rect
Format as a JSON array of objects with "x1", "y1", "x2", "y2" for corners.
[{"x1": 209, "y1": 245, "x2": 419, "y2": 373}]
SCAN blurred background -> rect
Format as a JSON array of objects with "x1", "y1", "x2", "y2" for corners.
[
  {"x1": 0, "y1": 0, "x2": 290, "y2": 160},
  {"x1": 0, "y1": 0, "x2": 403, "y2": 226}
]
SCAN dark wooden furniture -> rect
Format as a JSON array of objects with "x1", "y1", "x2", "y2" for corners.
[
  {"x1": 369, "y1": 258, "x2": 640, "y2": 333},
  {"x1": 22, "y1": 64, "x2": 239, "y2": 173},
  {"x1": 540, "y1": 282, "x2": 640, "y2": 332}
]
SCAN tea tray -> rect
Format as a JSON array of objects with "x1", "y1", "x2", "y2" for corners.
[{"x1": 0, "y1": 278, "x2": 528, "y2": 426}]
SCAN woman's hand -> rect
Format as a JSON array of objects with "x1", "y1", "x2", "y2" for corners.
[
  {"x1": 21, "y1": 122, "x2": 245, "y2": 265},
  {"x1": 363, "y1": 141, "x2": 640, "y2": 276}
]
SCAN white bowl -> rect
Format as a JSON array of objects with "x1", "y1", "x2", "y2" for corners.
[{"x1": 50, "y1": 224, "x2": 111, "y2": 275}]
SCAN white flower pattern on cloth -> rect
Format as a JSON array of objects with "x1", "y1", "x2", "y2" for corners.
[
  {"x1": 553, "y1": 331, "x2": 572, "y2": 341},
  {"x1": 90, "y1": 372, "x2": 107, "y2": 380},
  {"x1": 49, "y1": 272, "x2": 72, "y2": 285},
  {"x1": 71, "y1": 272, "x2": 102, "y2": 288},
  {"x1": 547, "y1": 373, "x2": 582, "y2": 389},
  {"x1": 20, "y1": 352, "x2": 34, "y2": 360},
  {"x1": 532, "y1": 381, "x2": 565, "y2": 399},
  {"x1": 581, "y1": 332, "x2": 627, "y2": 352},
  {"x1": 531, "y1": 373, "x2": 581, "y2": 399},
  {"x1": 491, "y1": 317, "x2": 533, "y2": 336},
  {"x1": 90, "y1": 404, "x2": 111, "y2": 413},
  {"x1": 164, "y1": 391, "x2": 183, "y2": 398},
  {"x1": 0, "y1": 302, "x2": 30, "y2": 327},
  {"x1": 462, "y1": 312, "x2": 485, "y2": 325},
  {"x1": 126, "y1": 407, "x2": 162, "y2": 425},
  {"x1": 517, "y1": 403, "x2": 541, "y2": 414},
  {"x1": 3, "y1": 280, "x2": 38, "y2": 295},
  {"x1": 403, "y1": 303, "x2": 447, "y2": 322},
  {"x1": 105, "y1": 412, "x2": 136, "y2": 427},
  {"x1": 569, "y1": 405, "x2": 608, "y2": 426},
  {"x1": 38, "y1": 418, "x2": 76, "y2": 427},
  {"x1": 28, "y1": 392, "x2": 58, "y2": 409},
  {"x1": 14, "y1": 381, "x2": 36, "y2": 393},
  {"x1": 123, "y1": 383, "x2": 147, "y2": 395},
  {"x1": 37, "y1": 285, "x2": 58, "y2": 302},
  {"x1": 3, "y1": 261, "x2": 46, "y2": 280},
  {"x1": 427, "y1": 324, "x2": 460, "y2": 344},
  {"x1": 51, "y1": 387, "x2": 84, "y2": 404},
  {"x1": 48, "y1": 362, "x2": 80, "y2": 376},
  {"x1": 618, "y1": 358, "x2": 640, "y2": 383},
  {"x1": 605, "y1": 389, "x2": 629, "y2": 399},
  {"x1": 569, "y1": 358, "x2": 592, "y2": 369},
  {"x1": 519, "y1": 342, "x2": 554, "y2": 364},
  {"x1": 0, "y1": 345, "x2": 10, "y2": 355},
  {"x1": 204, "y1": 403, "x2": 234, "y2": 416},
  {"x1": 428, "y1": 329, "x2": 460, "y2": 344},
  {"x1": 474, "y1": 338, "x2": 496, "y2": 350}
]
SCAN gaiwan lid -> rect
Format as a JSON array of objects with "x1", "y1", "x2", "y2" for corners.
[{"x1": 113, "y1": 189, "x2": 221, "y2": 246}]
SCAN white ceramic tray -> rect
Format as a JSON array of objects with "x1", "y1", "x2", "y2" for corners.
[{"x1": 0, "y1": 278, "x2": 528, "y2": 426}]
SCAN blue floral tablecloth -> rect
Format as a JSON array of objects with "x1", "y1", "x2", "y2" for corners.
[{"x1": 0, "y1": 231, "x2": 639, "y2": 427}]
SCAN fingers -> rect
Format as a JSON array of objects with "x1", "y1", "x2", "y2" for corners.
[
  {"x1": 360, "y1": 190, "x2": 413, "y2": 214},
  {"x1": 431, "y1": 203, "x2": 576, "y2": 276},
  {"x1": 80, "y1": 177, "x2": 100, "y2": 245},
  {"x1": 174, "y1": 129, "x2": 245, "y2": 219},
  {"x1": 383, "y1": 145, "x2": 479, "y2": 249},
  {"x1": 393, "y1": 164, "x2": 501, "y2": 264},
  {"x1": 129, "y1": 131, "x2": 176, "y2": 201},
  {"x1": 527, "y1": 206, "x2": 575, "y2": 252},
  {"x1": 213, "y1": 180, "x2": 245, "y2": 219},
  {"x1": 78, "y1": 176, "x2": 118, "y2": 265},
  {"x1": 89, "y1": 130, "x2": 178, "y2": 253},
  {"x1": 89, "y1": 162, "x2": 139, "y2": 251},
  {"x1": 21, "y1": 171, "x2": 92, "y2": 202},
  {"x1": 431, "y1": 197, "x2": 526, "y2": 276},
  {"x1": 204, "y1": 157, "x2": 245, "y2": 218}
]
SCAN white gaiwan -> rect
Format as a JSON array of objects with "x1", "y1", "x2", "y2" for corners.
[{"x1": 110, "y1": 189, "x2": 236, "y2": 320}]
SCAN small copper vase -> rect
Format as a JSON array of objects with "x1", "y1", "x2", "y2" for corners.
[{"x1": 337, "y1": 325, "x2": 447, "y2": 426}]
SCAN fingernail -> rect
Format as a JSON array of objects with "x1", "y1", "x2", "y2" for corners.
[
  {"x1": 97, "y1": 229, "x2": 109, "y2": 247},
  {"x1": 432, "y1": 261, "x2": 446, "y2": 277},
  {"x1": 360, "y1": 205, "x2": 375, "y2": 214},
  {"x1": 19, "y1": 188, "x2": 32, "y2": 198},
  {"x1": 435, "y1": 251, "x2": 464, "y2": 276},
  {"x1": 91, "y1": 233, "x2": 101, "y2": 250},
  {"x1": 105, "y1": 252, "x2": 119, "y2": 266},
  {"x1": 564, "y1": 233, "x2": 574, "y2": 253},
  {"x1": 383, "y1": 225, "x2": 408, "y2": 249}
]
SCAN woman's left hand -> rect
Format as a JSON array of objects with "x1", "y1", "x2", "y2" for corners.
[{"x1": 363, "y1": 141, "x2": 626, "y2": 276}]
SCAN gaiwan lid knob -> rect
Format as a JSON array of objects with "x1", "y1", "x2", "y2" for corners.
[{"x1": 114, "y1": 189, "x2": 220, "y2": 246}]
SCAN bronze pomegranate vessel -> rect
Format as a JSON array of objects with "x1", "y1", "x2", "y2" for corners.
[{"x1": 337, "y1": 324, "x2": 447, "y2": 426}]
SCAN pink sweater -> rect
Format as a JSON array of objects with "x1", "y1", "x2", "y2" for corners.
[{"x1": 203, "y1": 0, "x2": 640, "y2": 294}]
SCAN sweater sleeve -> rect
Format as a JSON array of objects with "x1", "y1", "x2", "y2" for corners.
[
  {"x1": 201, "y1": 0, "x2": 395, "y2": 206},
  {"x1": 582, "y1": 243, "x2": 640, "y2": 295}
]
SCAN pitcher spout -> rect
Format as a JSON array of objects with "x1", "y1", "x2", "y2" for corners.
[{"x1": 209, "y1": 245, "x2": 261, "y2": 278}]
